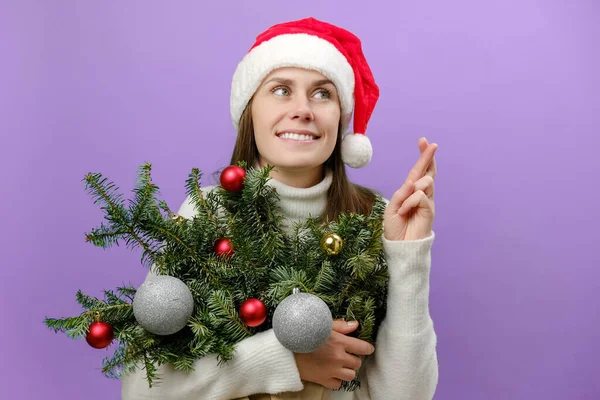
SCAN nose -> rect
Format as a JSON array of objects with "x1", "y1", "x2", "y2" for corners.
[{"x1": 289, "y1": 96, "x2": 314, "y2": 123}]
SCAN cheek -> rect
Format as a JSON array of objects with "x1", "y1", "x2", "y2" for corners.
[
  {"x1": 322, "y1": 124, "x2": 339, "y2": 154},
  {"x1": 253, "y1": 124, "x2": 271, "y2": 155},
  {"x1": 252, "y1": 100, "x2": 285, "y2": 134},
  {"x1": 251, "y1": 117, "x2": 278, "y2": 159},
  {"x1": 323, "y1": 103, "x2": 341, "y2": 127},
  {"x1": 323, "y1": 107, "x2": 341, "y2": 141},
  {"x1": 251, "y1": 107, "x2": 272, "y2": 143},
  {"x1": 326, "y1": 133, "x2": 339, "y2": 154}
]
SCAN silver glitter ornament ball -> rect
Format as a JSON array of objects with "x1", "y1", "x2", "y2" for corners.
[
  {"x1": 272, "y1": 290, "x2": 333, "y2": 353},
  {"x1": 132, "y1": 276, "x2": 194, "y2": 336}
]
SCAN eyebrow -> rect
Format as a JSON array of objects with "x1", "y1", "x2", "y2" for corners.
[{"x1": 264, "y1": 77, "x2": 335, "y2": 87}]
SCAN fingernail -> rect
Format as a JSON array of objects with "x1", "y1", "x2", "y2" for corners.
[{"x1": 347, "y1": 321, "x2": 358, "y2": 327}]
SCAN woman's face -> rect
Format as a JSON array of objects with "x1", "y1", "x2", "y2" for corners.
[{"x1": 251, "y1": 67, "x2": 340, "y2": 171}]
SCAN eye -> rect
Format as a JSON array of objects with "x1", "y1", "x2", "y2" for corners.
[
  {"x1": 272, "y1": 86, "x2": 290, "y2": 96},
  {"x1": 313, "y1": 89, "x2": 331, "y2": 99}
]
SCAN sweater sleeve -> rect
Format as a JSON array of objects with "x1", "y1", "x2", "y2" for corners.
[
  {"x1": 121, "y1": 327, "x2": 303, "y2": 399},
  {"x1": 345, "y1": 231, "x2": 439, "y2": 400},
  {"x1": 121, "y1": 193, "x2": 304, "y2": 399}
]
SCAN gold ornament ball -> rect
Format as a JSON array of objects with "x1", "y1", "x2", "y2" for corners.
[
  {"x1": 171, "y1": 214, "x2": 186, "y2": 224},
  {"x1": 321, "y1": 233, "x2": 343, "y2": 255}
]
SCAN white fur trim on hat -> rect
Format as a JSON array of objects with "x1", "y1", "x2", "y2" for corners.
[
  {"x1": 230, "y1": 33, "x2": 355, "y2": 133},
  {"x1": 341, "y1": 133, "x2": 373, "y2": 168}
]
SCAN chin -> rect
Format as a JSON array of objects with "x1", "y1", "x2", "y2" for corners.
[
  {"x1": 272, "y1": 162, "x2": 314, "y2": 170},
  {"x1": 272, "y1": 156, "x2": 328, "y2": 170}
]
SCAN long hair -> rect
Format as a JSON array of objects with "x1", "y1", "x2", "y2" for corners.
[{"x1": 229, "y1": 97, "x2": 376, "y2": 222}]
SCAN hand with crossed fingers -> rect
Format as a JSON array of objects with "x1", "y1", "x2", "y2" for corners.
[{"x1": 384, "y1": 137, "x2": 438, "y2": 241}]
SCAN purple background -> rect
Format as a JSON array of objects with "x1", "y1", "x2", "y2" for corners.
[{"x1": 2, "y1": 1, "x2": 599, "y2": 399}]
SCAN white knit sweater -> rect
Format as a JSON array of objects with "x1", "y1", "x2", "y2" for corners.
[{"x1": 121, "y1": 172, "x2": 438, "y2": 400}]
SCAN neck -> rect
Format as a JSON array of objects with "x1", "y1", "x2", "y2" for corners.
[
  {"x1": 265, "y1": 168, "x2": 333, "y2": 233},
  {"x1": 259, "y1": 161, "x2": 325, "y2": 188}
]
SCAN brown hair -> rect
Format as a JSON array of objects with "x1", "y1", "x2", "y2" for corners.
[{"x1": 229, "y1": 98, "x2": 377, "y2": 222}]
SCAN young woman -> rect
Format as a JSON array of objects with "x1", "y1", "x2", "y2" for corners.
[{"x1": 122, "y1": 17, "x2": 439, "y2": 400}]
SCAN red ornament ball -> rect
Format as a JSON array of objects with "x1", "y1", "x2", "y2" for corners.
[
  {"x1": 214, "y1": 238, "x2": 234, "y2": 259},
  {"x1": 86, "y1": 321, "x2": 114, "y2": 349},
  {"x1": 220, "y1": 165, "x2": 246, "y2": 192},
  {"x1": 239, "y1": 298, "x2": 267, "y2": 327}
]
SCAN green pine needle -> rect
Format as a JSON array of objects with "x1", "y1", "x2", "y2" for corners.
[{"x1": 45, "y1": 163, "x2": 389, "y2": 391}]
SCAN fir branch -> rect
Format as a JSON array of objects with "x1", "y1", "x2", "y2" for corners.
[
  {"x1": 172, "y1": 355, "x2": 196, "y2": 373},
  {"x1": 156, "y1": 200, "x2": 178, "y2": 223},
  {"x1": 339, "y1": 379, "x2": 361, "y2": 392},
  {"x1": 76, "y1": 290, "x2": 107, "y2": 310},
  {"x1": 117, "y1": 285, "x2": 137, "y2": 302},
  {"x1": 83, "y1": 173, "x2": 127, "y2": 222},
  {"x1": 104, "y1": 289, "x2": 127, "y2": 305},
  {"x1": 47, "y1": 163, "x2": 390, "y2": 392},
  {"x1": 358, "y1": 298, "x2": 376, "y2": 342},
  {"x1": 266, "y1": 267, "x2": 313, "y2": 305},
  {"x1": 122, "y1": 229, "x2": 161, "y2": 268},
  {"x1": 185, "y1": 168, "x2": 216, "y2": 223},
  {"x1": 102, "y1": 344, "x2": 126, "y2": 379},
  {"x1": 130, "y1": 162, "x2": 162, "y2": 223},
  {"x1": 214, "y1": 342, "x2": 237, "y2": 366},
  {"x1": 85, "y1": 223, "x2": 128, "y2": 248},
  {"x1": 346, "y1": 252, "x2": 377, "y2": 281},
  {"x1": 44, "y1": 314, "x2": 91, "y2": 339},
  {"x1": 188, "y1": 311, "x2": 218, "y2": 357},
  {"x1": 312, "y1": 260, "x2": 336, "y2": 293},
  {"x1": 335, "y1": 275, "x2": 358, "y2": 310},
  {"x1": 208, "y1": 290, "x2": 252, "y2": 339},
  {"x1": 188, "y1": 317, "x2": 211, "y2": 338},
  {"x1": 75, "y1": 290, "x2": 133, "y2": 316},
  {"x1": 143, "y1": 352, "x2": 158, "y2": 388},
  {"x1": 145, "y1": 222, "x2": 219, "y2": 285},
  {"x1": 84, "y1": 172, "x2": 161, "y2": 264}
]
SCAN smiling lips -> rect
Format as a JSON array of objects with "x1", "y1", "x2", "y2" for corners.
[{"x1": 276, "y1": 130, "x2": 320, "y2": 142}]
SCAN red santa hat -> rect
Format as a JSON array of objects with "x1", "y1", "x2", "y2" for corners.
[{"x1": 230, "y1": 17, "x2": 379, "y2": 168}]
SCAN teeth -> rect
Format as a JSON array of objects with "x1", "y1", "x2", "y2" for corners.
[{"x1": 279, "y1": 132, "x2": 315, "y2": 141}]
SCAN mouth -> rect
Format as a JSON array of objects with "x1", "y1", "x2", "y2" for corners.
[{"x1": 275, "y1": 130, "x2": 320, "y2": 142}]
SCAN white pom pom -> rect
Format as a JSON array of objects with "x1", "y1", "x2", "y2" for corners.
[{"x1": 341, "y1": 133, "x2": 372, "y2": 168}]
